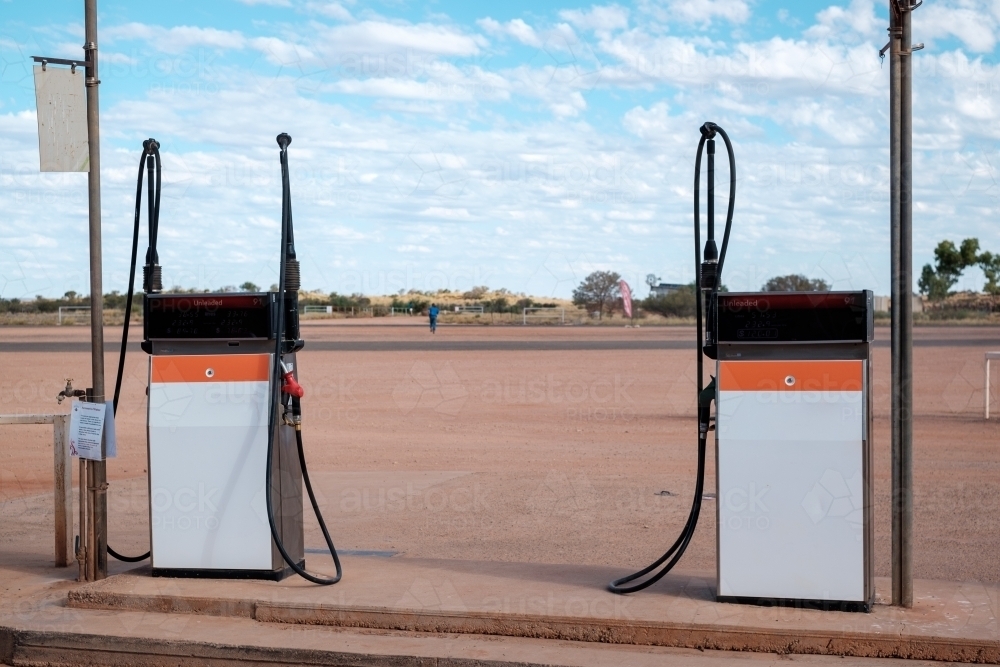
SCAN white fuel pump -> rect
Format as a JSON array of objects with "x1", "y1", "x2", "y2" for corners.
[
  {"x1": 106, "y1": 135, "x2": 342, "y2": 584},
  {"x1": 609, "y1": 123, "x2": 874, "y2": 612}
]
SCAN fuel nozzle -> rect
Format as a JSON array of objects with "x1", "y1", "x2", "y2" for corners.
[
  {"x1": 142, "y1": 250, "x2": 162, "y2": 294},
  {"x1": 280, "y1": 361, "x2": 304, "y2": 429},
  {"x1": 280, "y1": 361, "x2": 305, "y2": 398},
  {"x1": 141, "y1": 138, "x2": 162, "y2": 294}
]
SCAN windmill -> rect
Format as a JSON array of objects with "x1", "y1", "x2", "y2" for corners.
[{"x1": 645, "y1": 274, "x2": 659, "y2": 293}]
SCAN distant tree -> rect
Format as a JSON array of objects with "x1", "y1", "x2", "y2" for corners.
[
  {"x1": 918, "y1": 238, "x2": 980, "y2": 300},
  {"x1": 240, "y1": 281, "x2": 260, "y2": 292},
  {"x1": 979, "y1": 252, "x2": 1000, "y2": 298},
  {"x1": 762, "y1": 274, "x2": 830, "y2": 292},
  {"x1": 462, "y1": 286, "x2": 489, "y2": 300},
  {"x1": 572, "y1": 271, "x2": 621, "y2": 319},
  {"x1": 643, "y1": 283, "x2": 696, "y2": 318}
]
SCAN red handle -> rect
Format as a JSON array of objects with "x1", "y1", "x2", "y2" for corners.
[{"x1": 281, "y1": 371, "x2": 304, "y2": 398}]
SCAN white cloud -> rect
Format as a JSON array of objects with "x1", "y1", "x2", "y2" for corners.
[
  {"x1": 639, "y1": 0, "x2": 751, "y2": 26},
  {"x1": 559, "y1": 5, "x2": 630, "y2": 32},
  {"x1": 806, "y1": 0, "x2": 881, "y2": 41},
  {"x1": 305, "y1": 1, "x2": 353, "y2": 21},
  {"x1": 249, "y1": 36, "x2": 315, "y2": 66},
  {"x1": 103, "y1": 23, "x2": 246, "y2": 53},
  {"x1": 915, "y1": 1, "x2": 1000, "y2": 53},
  {"x1": 318, "y1": 20, "x2": 485, "y2": 56},
  {"x1": 478, "y1": 17, "x2": 543, "y2": 47}
]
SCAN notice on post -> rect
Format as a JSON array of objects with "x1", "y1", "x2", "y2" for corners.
[{"x1": 69, "y1": 401, "x2": 106, "y2": 461}]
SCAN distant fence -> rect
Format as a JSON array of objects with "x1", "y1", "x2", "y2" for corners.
[
  {"x1": 301, "y1": 305, "x2": 376, "y2": 317},
  {"x1": 57, "y1": 306, "x2": 90, "y2": 325}
]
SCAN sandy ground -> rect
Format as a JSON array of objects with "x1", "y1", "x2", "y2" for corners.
[{"x1": 0, "y1": 322, "x2": 998, "y2": 585}]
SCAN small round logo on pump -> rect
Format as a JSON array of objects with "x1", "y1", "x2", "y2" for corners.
[
  {"x1": 784, "y1": 375, "x2": 795, "y2": 386},
  {"x1": 205, "y1": 368, "x2": 215, "y2": 378}
]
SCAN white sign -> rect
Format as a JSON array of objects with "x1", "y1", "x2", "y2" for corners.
[
  {"x1": 33, "y1": 64, "x2": 89, "y2": 172},
  {"x1": 69, "y1": 401, "x2": 105, "y2": 460}
]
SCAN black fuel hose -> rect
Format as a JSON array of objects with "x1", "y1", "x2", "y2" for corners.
[
  {"x1": 265, "y1": 133, "x2": 342, "y2": 585},
  {"x1": 107, "y1": 139, "x2": 160, "y2": 563},
  {"x1": 609, "y1": 122, "x2": 735, "y2": 594}
]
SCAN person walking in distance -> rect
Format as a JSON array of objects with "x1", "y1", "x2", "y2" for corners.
[{"x1": 428, "y1": 303, "x2": 439, "y2": 334}]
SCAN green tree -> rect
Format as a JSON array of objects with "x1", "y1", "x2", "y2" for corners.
[
  {"x1": 462, "y1": 286, "x2": 489, "y2": 300},
  {"x1": 761, "y1": 274, "x2": 830, "y2": 292},
  {"x1": 489, "y1": 296, "x2": 509, "y2": 313},
  {"x1": 979, "y1": 251, "x2": 1000, "y2": 298},
  {"x1": 240, "y1": 281, "x2": 260, "y2": 292},
  {"x1": 918, "y1": 238, "x2": 980, "y2": 300},
  {"x1": 643, "y1": 283, "x2": 696, "y2": 318},
  {"x1": 572, "y1": 271, "x2": 621, "y2": 319}
]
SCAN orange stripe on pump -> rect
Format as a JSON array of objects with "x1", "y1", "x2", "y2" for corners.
[
  {"x1": 151, "y1": 354, "x2": 270, "y2": 383},
  {"x1": 719, "y1": 360, "x2": 862, "y2": 392}
]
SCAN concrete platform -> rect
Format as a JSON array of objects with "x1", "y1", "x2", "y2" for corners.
[{"x1": 67, "y1": 555, "x2": 999, "y2": 663}]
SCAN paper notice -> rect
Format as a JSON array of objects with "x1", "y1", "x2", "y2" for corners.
[{"x1": 69, "y1": 401, "x2": 106, "y2": 460}]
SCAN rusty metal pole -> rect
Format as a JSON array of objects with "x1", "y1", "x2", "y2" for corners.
[
  {"x1": 83, "y1": 0, "x2": 108, "y2": 580},
  {"x1": 897, "y1": 0, "x2": 915, "y2": 609},
  {"x1": 889, "y1": 0, "x2": 914, "y2": 609}
]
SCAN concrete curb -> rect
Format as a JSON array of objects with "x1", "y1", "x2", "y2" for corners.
[
  {"x1": 67, "y1": 589, "x2": 1000, "y2": 664},
  {"x1": 0, "y1": 625, "x2": 539, "y2": 667}
]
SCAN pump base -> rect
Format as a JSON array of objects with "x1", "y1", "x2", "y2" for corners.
[
  {"x1": 151, "y1": 561, "x2": 304, "y2": 582},
  {"x1": 716, "y1": 595, "x2": 871, "y2": 613}
]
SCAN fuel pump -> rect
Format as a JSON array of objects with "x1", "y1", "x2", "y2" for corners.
[
  {"x1": 106, "y1": 135, "x2": 341, "y2": 584},
  {"x1": 610, "y1": 124, "x2": 874, "y2": 612}
]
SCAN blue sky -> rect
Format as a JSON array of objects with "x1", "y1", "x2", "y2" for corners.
[{"x1": 2, "y1": 0, "x2": 999, "y2": 299}]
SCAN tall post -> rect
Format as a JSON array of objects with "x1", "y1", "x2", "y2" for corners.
[
  {"x1": 898, "y1": 1, "x2": 914, "y2": 609},
  {"x1": 889, "y1": 0, "x2": 913, "y2": 608},
  {"x1": 84, "y1": 0, "x2": 108, "y2": 580}
]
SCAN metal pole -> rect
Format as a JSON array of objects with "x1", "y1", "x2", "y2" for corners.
[
  {"x1": 78, "y1": 458, "x2": 87, "y2": 581},
  {"x1": 84, "y1": 0, "x2": 108, "y2": 580},
  {"x1": 897, "y1": 1, "x2": 914, "y2": 609},
  {"x1": 888, "y1": 0, "x2": 902, "y2": 608}
]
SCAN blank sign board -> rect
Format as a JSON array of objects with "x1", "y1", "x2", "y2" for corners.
[{"x1": 33, "y1": 65, "x2": 89, "y2": 172}]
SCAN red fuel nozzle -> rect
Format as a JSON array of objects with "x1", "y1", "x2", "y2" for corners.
[{"x1": 280, "y1": 362, "x2": 305, "y2": 398}]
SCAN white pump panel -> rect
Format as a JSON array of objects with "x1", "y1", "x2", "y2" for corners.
[
  {"x1": 716, "y1": 359, "x2": 868, "y2": 605},
  {"x1": 147, "y1": 353, "x2": 273, "y2": 571}
]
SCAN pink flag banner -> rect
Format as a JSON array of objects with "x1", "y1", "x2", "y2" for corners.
[{"x1": 620, "y1": 279, "x2": 633, "y2": 318}]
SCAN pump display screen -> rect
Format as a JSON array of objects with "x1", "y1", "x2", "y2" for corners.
[
  {"x1": 145, "y1": 293, "x2": 275, "y2": 339},
  {"x1": 717, "y1": 292, "x2": 871, "y2": 343}
]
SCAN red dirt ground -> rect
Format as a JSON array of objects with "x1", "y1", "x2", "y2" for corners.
[{"x1": 1, "y1": 322, "x2": 998, "y2": 583}]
